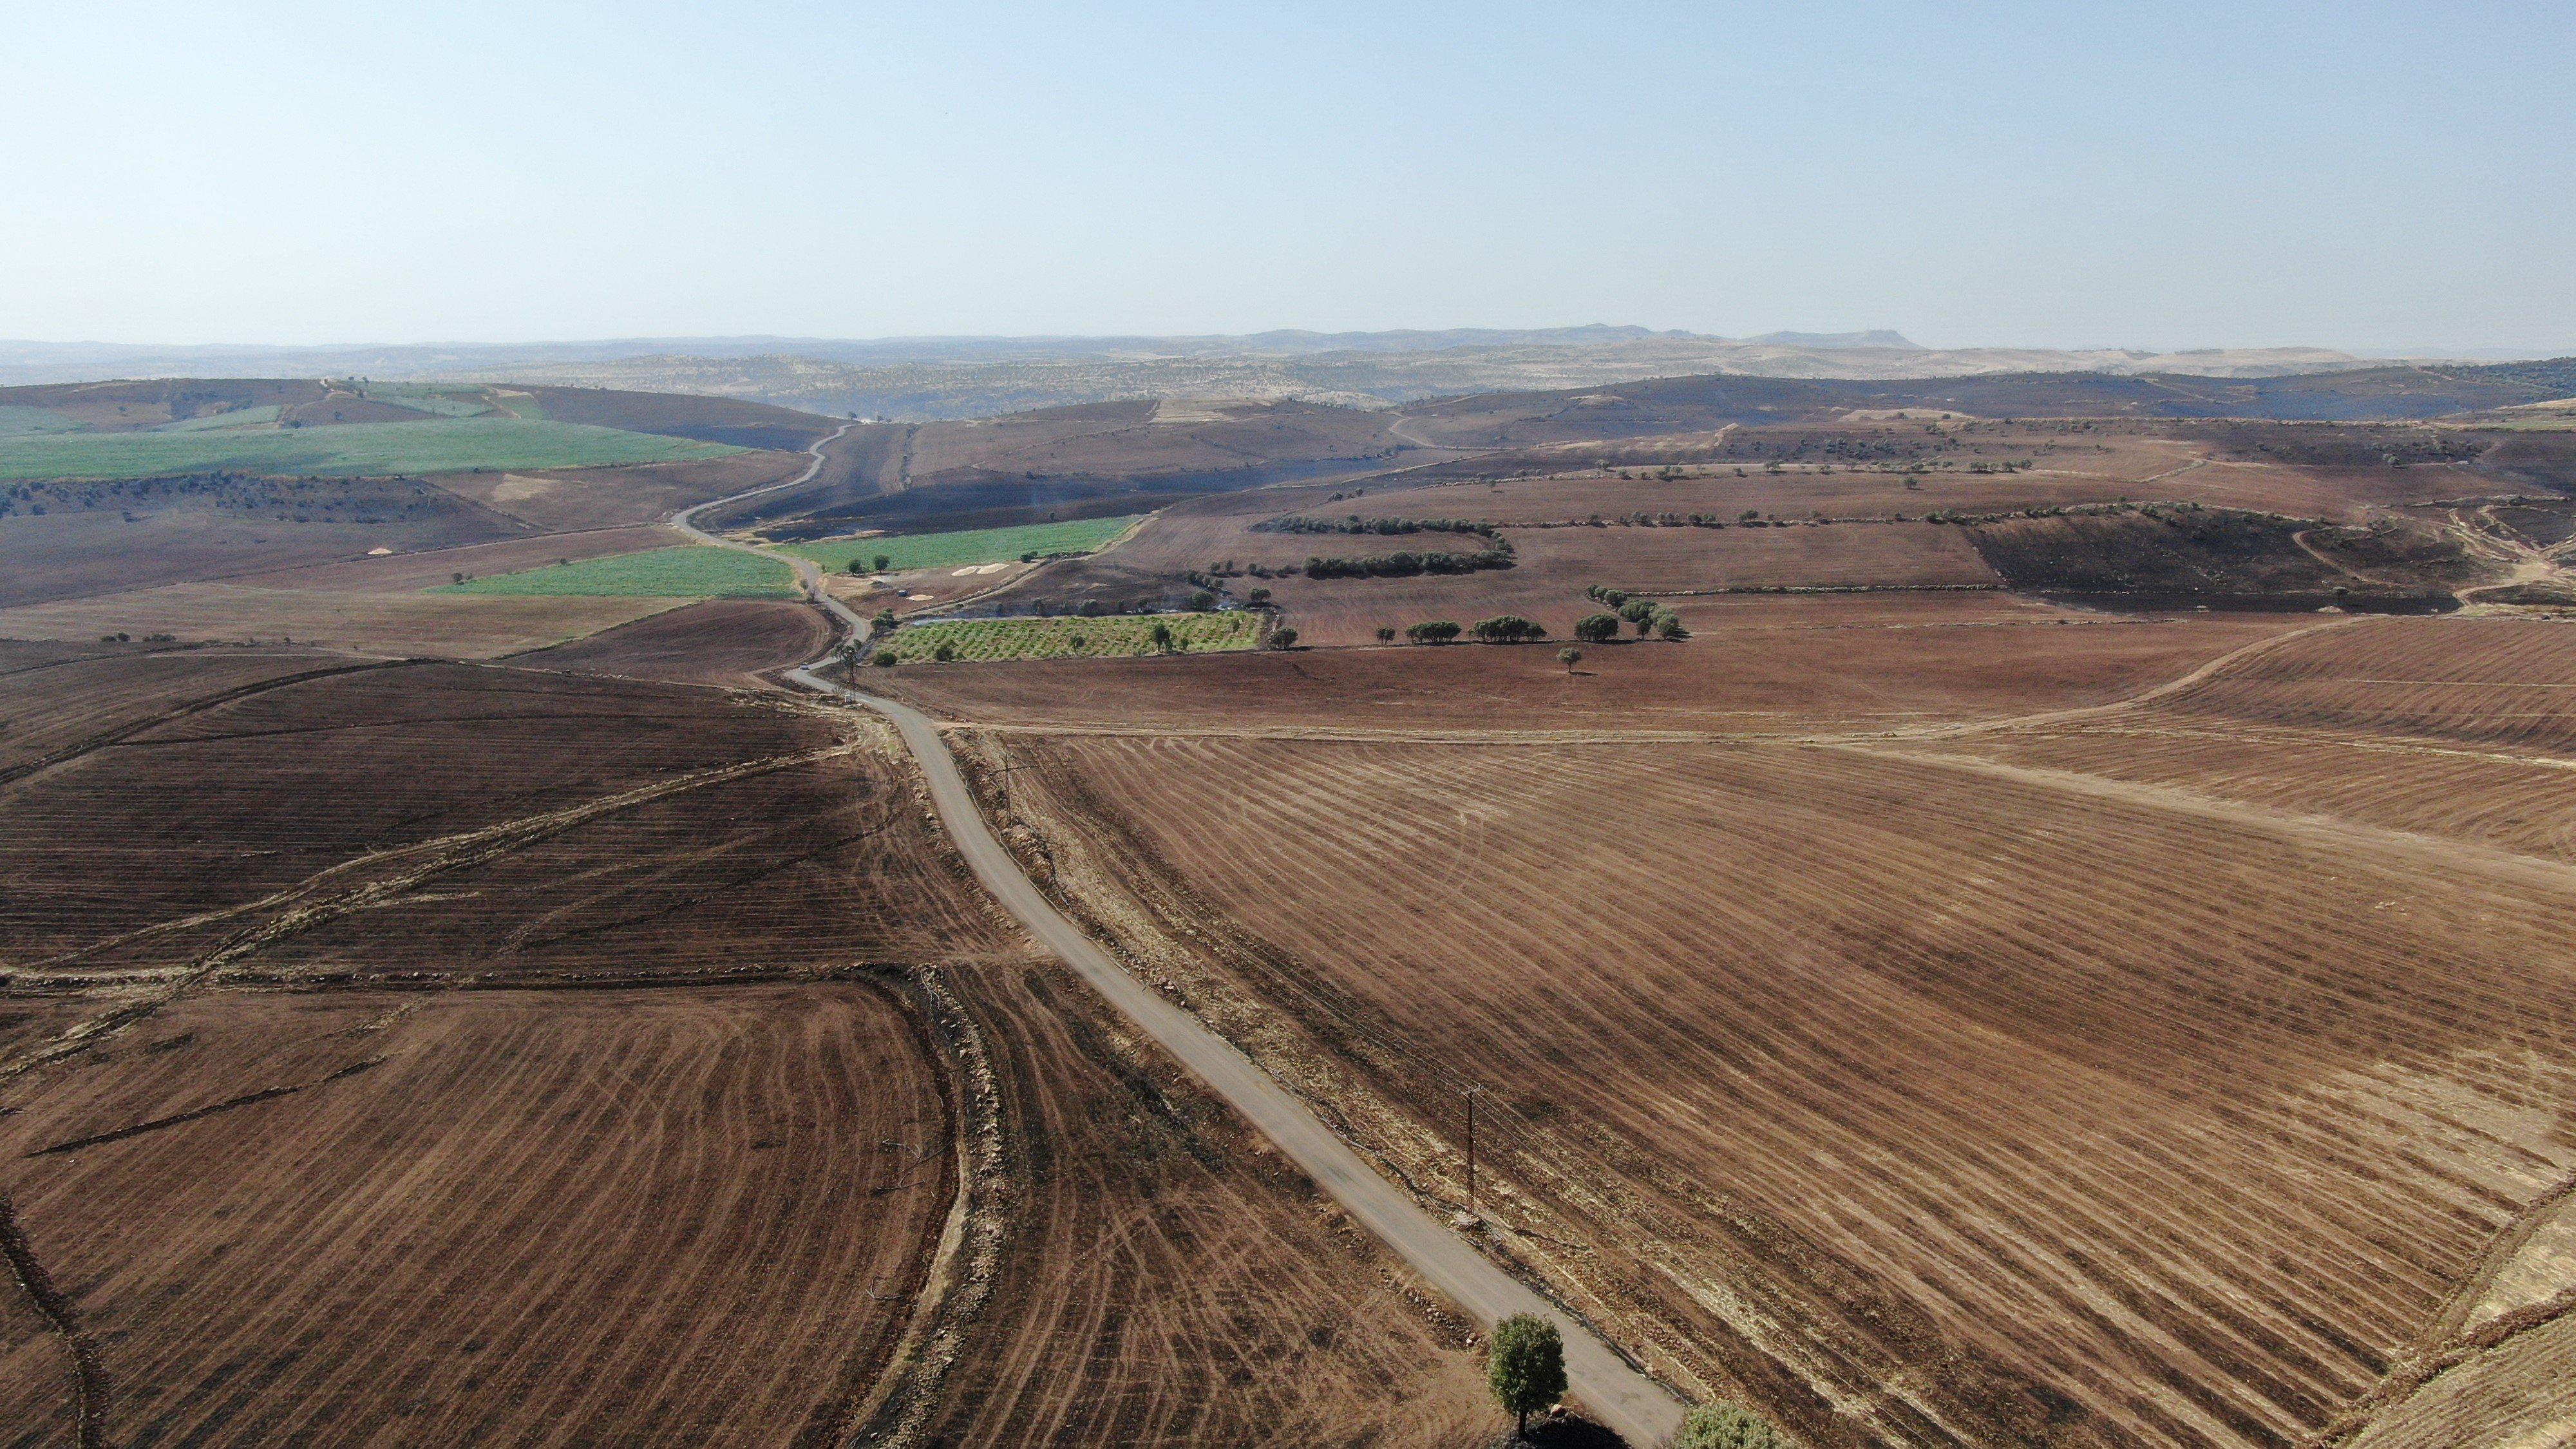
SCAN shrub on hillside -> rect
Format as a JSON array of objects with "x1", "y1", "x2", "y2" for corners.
[
  {"x1": 1676, "y1": 1402, "x2": 1782, "y2": 1449},
  {"x1": 1470, "y1": 614, "x2": 1546, "y2": 643}
]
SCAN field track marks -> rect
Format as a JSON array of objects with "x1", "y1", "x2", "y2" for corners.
[
  {"x1": 0, "y1": 1192, "x2": 106, "y2": 1448},
  {"x1": 810, "y1": 679, "x2": 1690, "y2": 1448},
  {"x1": 1842, "y1": 743, "x2": 2576, "y2": 898},
  {"x1": 1, "y1": 742, "x2": 854, "y2": 1077},
  {"x1": 24, "y1": 1056, "x2": 385, "y2": 1157},
  {"x1": 1871, "y1": 613, "x2": 2367, "y2": 743},
  {"x1": 2309, "y1": 1285, "x2": 2576, "y2": 1448},
  {"x1": 0, "y1": 657, "x2": 409, "y2": 789}
]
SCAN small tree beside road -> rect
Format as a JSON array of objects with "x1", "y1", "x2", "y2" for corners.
[{"x1": 1488, "y1": 1314, "x2": 1566, "y2": 1440}]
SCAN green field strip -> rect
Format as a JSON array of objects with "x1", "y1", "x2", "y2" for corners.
[
  {"x1": 155, "y1": 405, "x2": 283, "y2": 433},
  {"x1": 0, "y1": 406, "x2": 79, "y2": 437},
  {"x1": 433, "y1": 544, "x2": 800, "y2": 598},
  {"x1": 352, "y1": 384, "x2": 498, "y2": 419},
  {"x1": 432, "y1": 544, "x2": 799, "y2": 598},
  {"x1": 768, "y1": 515, "x2": 1144, "y2": 574}
]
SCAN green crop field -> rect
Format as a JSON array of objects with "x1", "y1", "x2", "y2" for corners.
[
  {"x1": 433, "y1": 545, "x2": 800, "y2": 598},
  {"x1": 770, "y1": 515, "x2": 1144, "y2": 574},
  {"x1": 0, "y1": 417, "x2": 742, "y2": 482},
  {"x1": 0, "y1": 406, "x2": 80, "y2": 437},
  {"x1": 866, "y1": 610, "x2": 1260, "y2": 664},
  {"x1": 156, "y1": 405, "x2": 282, "y2": 433},
  {"x1": 355, "y1": 383, "x2": 497, "y2": 419}
]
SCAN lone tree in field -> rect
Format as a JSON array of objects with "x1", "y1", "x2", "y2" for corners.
[
  {"x1": 1269, "y1": 626, "x2": 1299, "y2": 649},
  {"x1": 1488, "y1": 1313, "x2": 1566, "y2": 1439},
  {"x1": 873, "y1": 553, "x2": 892, "y2": 572},
  {"x1": 1376, "y1": 626, "x2": 1396, "y2": 643},
  {"x1": 1558, "y1": 647, "x2": 1582, "y2": 673},
  {"x1": 1676, "y1": 1402, "x2": 1782, "y2": 1449},
  {"x1": 1574, "y1": 612, "x2": 1622, "y2": 643},
  {"x1": 1149, "y1": 621, "x2": 1175, "y2": 652}
]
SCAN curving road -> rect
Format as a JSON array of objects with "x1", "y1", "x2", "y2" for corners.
[{"x1": 676, "y1": 432, "x2": 1687, "y2": 1446}]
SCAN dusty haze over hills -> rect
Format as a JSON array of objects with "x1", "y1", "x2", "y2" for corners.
[{"x1": 0, "y1": 328, "x2": 2520, "y2": 422}]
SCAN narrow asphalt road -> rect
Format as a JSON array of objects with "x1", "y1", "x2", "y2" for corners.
[{"x1": 676, "y1": 440, "x2": 1687, "y2": 1444}]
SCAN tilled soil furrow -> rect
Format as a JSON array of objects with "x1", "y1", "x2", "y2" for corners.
[{"x1": 984, "y1": 725, "x2": 2576, "y2": 1447}]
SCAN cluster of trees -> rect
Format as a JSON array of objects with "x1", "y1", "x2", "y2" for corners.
[
  {"x1": 1024, "y1": 597, "x2": 1162, "y2": 618},
  {"x1": 1396, "y1": 616, "x2": 1546, "y2": 643},
  {"x1": 1580, "y1": 586, "x2": 1692, "y2": 639},
  {"x1": 1922, "y1": 499, "x2": 2319, "y2": 528},
  {"x1": 1303, "y1": 549, "x2": 1513, "y2": 579},
  {"x1": 846, "y1": 552, "x2": 893, "y2": 573},
  {"x1": 1470, "y1": 614, "x2": 1546, "y2": 641}
]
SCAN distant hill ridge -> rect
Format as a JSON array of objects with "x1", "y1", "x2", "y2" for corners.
[{"x1": 1, "y1": 330, "x2": 2559, "y2": 422}]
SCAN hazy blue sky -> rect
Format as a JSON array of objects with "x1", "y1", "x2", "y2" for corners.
[{"x1": 5, "y1": 1, "x2": 2569, "y2": 352}]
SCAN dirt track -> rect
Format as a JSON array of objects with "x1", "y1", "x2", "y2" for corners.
[
  {"x1": 673, "y1": 432, "x2": 1698, "y2": 1439},
  {"x1": 806, "y1": 674, "x2": 1690, "y2": 1446}
]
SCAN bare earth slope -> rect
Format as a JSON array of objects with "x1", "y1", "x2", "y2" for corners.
[
  {"x1": 976, "y1": 724, "x2": 2576, "y2": 1448},
  {"x1": 0, "y1": 983, "x2": 953, "y2": 1449},
  {"x1": 0, "y1": 642, "x2": 1502, "y2": 1447}
]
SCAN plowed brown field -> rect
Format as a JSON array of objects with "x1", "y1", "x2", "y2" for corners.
[
  {"x1": 426, "y1": 451, "x2": 811, "y2": 531},
  {"x1": 0, "y1": 582, "x2": 682, "y2": 658},
  {"x1": 914, "y1": 955, "x2": 1499, "y2": 1447},
  {"x1": 0, "y1": 644, "x2": 1499, "y2": 1446},
  {"x1": 0, "y1": 661, "x2": 995, "y2": 976},
  {"x1": 866, "y1": 600, "x2": 2306, "y2": 735},
  {"x1": 1915, "y1": 618, "x2": 2576, "y2": 864},
  {"x1": 0, "y1": 643, "x2": 354, "y2": 777},
  {"x1": 509, "y1": 598, "x2": 833, "y2": 688},
  {"x1": 1233, "y1": 523, "x2": 1999, "y2": 647},
  {"x1": 249, "y1": 524, "x2": 681, "y2": 592},
  {"x1": 0, "y1": 983, "x2": 954, "y2": 1448},
  {"x1": 1367, "y1": 444, "x2": 2463, "y2": 523},
  {"x1": 972, "y1": 726, "x2": 2576, "y2": 1449}
]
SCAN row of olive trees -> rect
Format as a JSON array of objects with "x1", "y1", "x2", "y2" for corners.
[{"x1": 1388, "y1": 616, "x2": 1547, "y2": 645}]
